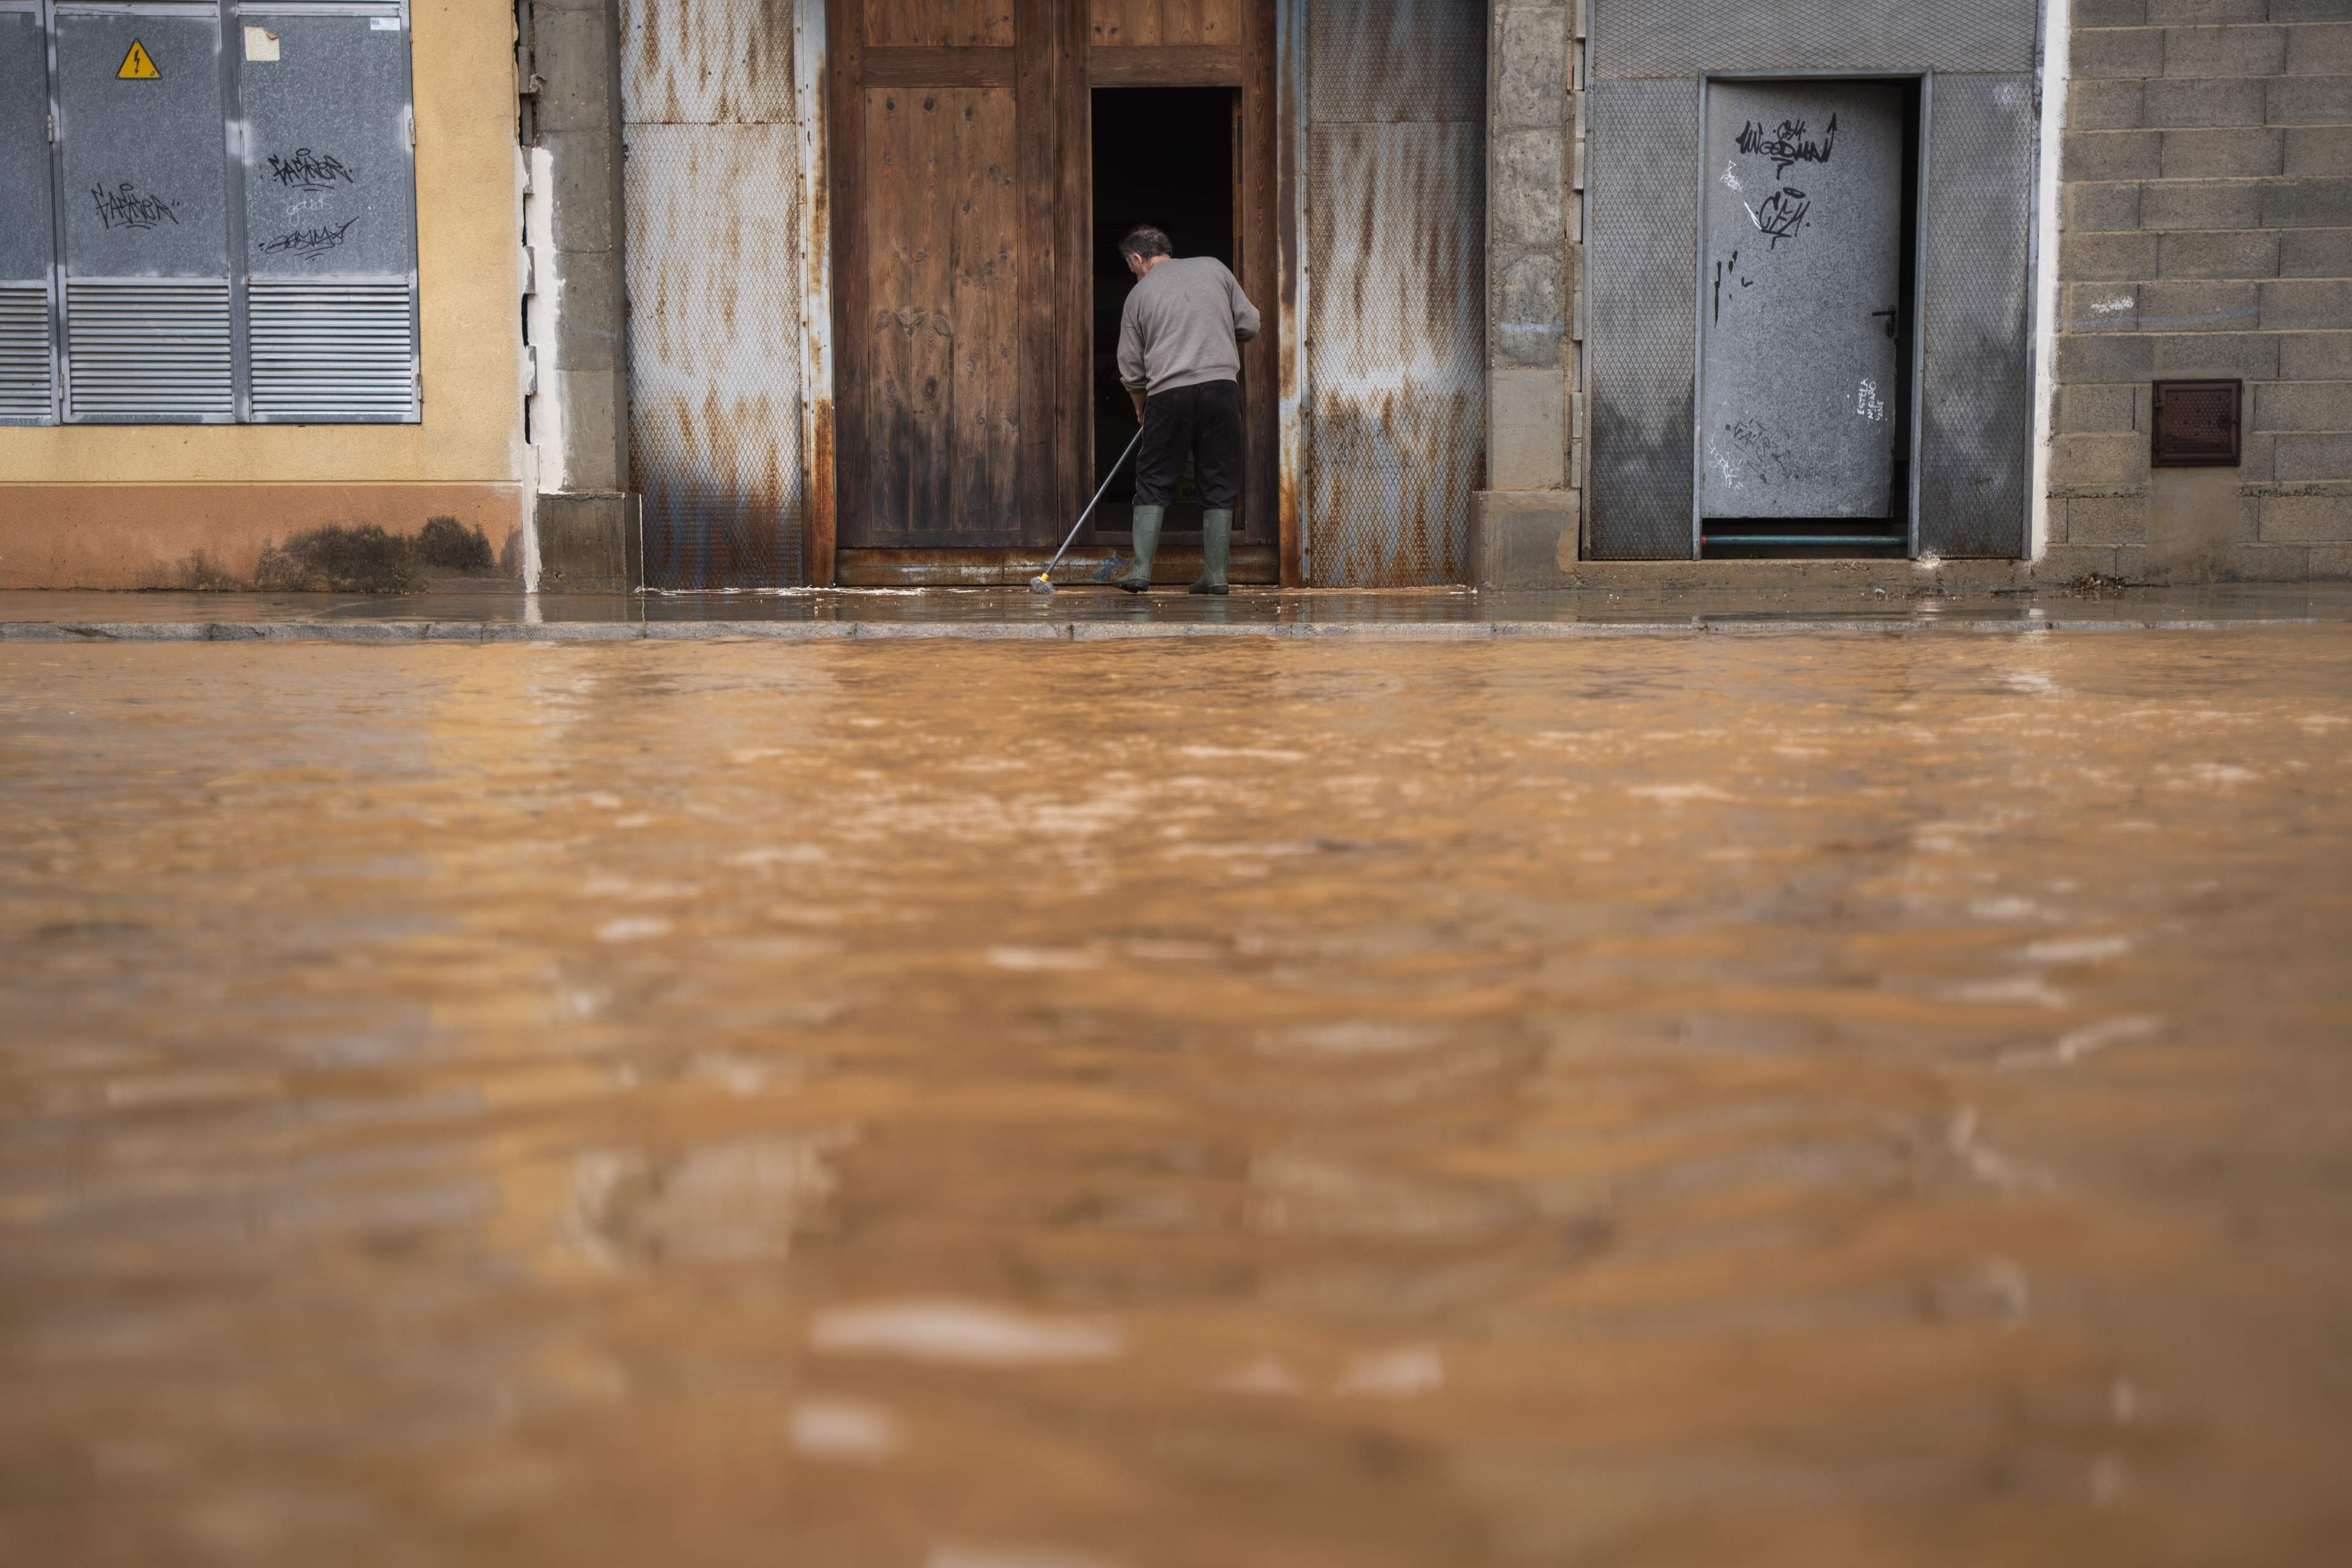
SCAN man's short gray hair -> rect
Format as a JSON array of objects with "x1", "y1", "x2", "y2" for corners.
[{"x1": 1119, "y1": 225, "x2": 1172, "y2": 262}]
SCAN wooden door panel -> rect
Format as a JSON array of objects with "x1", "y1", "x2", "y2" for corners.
[
  {"x1": 865, "y1": 0, "x2": 1014, "y2": 48},
  {"x1": 864, "y1": 88, "x2": 1022, "y2": 543},
  {"x1": 1091, "y1": 0, "x2": 1238, "y2": 46}
]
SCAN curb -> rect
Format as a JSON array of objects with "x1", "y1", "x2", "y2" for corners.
[{"x1": 0, "y1": 616, "x2": 2322, "y2": 644}]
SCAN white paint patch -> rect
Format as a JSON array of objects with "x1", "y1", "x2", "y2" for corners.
[
  {"x1": 787, "y1": 1398, "x2": 901, "y2": 1462},
  {"x1": 1335, "y1": 1346, "x2": 1444, "y2": 1397},
  {"x1": 1720, "y1": 159, "x2": 1743, "y2": 192},
  {"x1": 1857, "y1": 379, "x2": 1886, "y2": 421},
  {"x1": 985, "y1": 946, "x2": 1101, "y2": 973},
  {"x1": 2089, "y1": 296, "x2": 2135, "y2": 315},
  {"x1": 810, "y1": 1302, "x2": 1125, "y2": 1365},
  {"x1": 2053, "y1": 1014, "x2": 2162, "y2": 1063},
  {"x1": 1947, "y1": 974, "x2": 2070, "y2": 1008}
]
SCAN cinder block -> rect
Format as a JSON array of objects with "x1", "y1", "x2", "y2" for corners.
[
  {"x1": 535, "y1": 492, "x2": 643, "y2": 592},
  {"x1": 2071, "y1": 80, "x2": 2147, "y2": 130},
  {"x1": 2074, "y1": 26, "x2": 2168, "y2": 78},
  {"x1": 2062, "y1": 383, "x2": 2142, "y2": 432},
  {"x1": 2267, "y1": 75, "x2": 2352, "y2": 124},
  {"x1": 2161, "y1": 126, "x2": 2283, "y2": 176},
  {"x1": 2232, "y1": 543, "x2": 2313, "y2": 579},
  {"x1": 2260, "y1": 492, "x2": 2352, "y2": 540},
  {"x1": 2260, "y1": 178, "x2": 2352, "y2": 227},
  {"x1": 2064, "y1": 230, "x2": 2162, "y2": 279},
  {"x1": 1471, "y1": 491, "x2": 1581, "y2": 587},
  {"x1": 2153, "y1": 330, "x2": 2280, "y2": 377},
  {"x1": 557, "y1": 368, "x2": 628, "y2": 492},
  {"x1": 2163, "y1": 25, "x2": 2286, "y2": 77},
  {"x1": 529, "y1": 6, "x2": 626, "y2": 136},
  {"x1": 2272, "y1": 0, "x2": 2352, "y2": 20},
  {"x1": 2059, "y1": 332, "x2": 2157, "y2": 382},
  {"x1": 2253, "y1": 381, "x2": 2352, "y2": 431},
  {"x1": 2239, "y1": 430, "x2": 2279, "y2": 480},
  {"x1": 539, "y1": 127, "x2": 622, "y2": 255},
  {"x1": 2261, "y1": 276, "x2": 2352, "y2": 330},
  {"x1": 2139, "y1": 178, "x2": 2265, "y2": 229},
  {"x1": 2068, "y1": 494, "x2": 2152, "y2": 541},
  {"x1": 2046, "y1": 496, "x2": 2073, "y2": 542},
  {"x1": 2149, "y1": 0, "x2": 2265, "y2": 20},
  {"x1": 2075, "y1": 0, "x2": 2147, "y2": 23},
  {"x1": 2309, "y1": 541, "x2": 2352, "y2": 578},
  {"x1": 1496, "y1": 254, "x2": 1564, "y2": 369},
  {"x1": 2158, "y1": 229, "x2": 2280, "y2": 277},
  {"x1": 2065, "y1": 281, "x2": 2145, "y2": 330},
  {"x1": 2286, "y1": 126, "x2": 2352, "y2": 176},
  {"x1": 2038, "y1": 544, "x2": 2122, "y2": 577},
  {"x1": 2049, "y1": 433, "x2": 2152, "y2": 488},
  {"x1": 1495, "y1": 7, "x2": 1567, "y2": 129},
  {"x1": 2282, "y1": 331, "x2": 2352, "y2": 379},
  {"x1": 2068, "y1": 181, "x2": 2144, "y2": 231},
  {"x1": 2147, "y1": 464, "x2": 2246, "y2": 579},
  {"x1": 2067, "y1": 130, "x2": 2165, "y2": 180},
  {"x1": 2286, "y1": 23, "x2": 2352, "y2": 77},
  {"x1": 2282, "y1": 228, "x2": 2352, "y2": 276},
  {"x1": 1494, "y1": 129, "x2": 1565, "y2": 249},
  {"x1": 1488, "y1": 367, "x2": 1567, "y2": 491},
  {"x1": 2142, "y1": 278, "x2": 2263, "y2": 330},
  {"x1": 2143, "y1": 75, "x2": 2265, "y2": 126},
  {"x1": 2275, "y1": 432, "x2": 2352, "y2": 478}
]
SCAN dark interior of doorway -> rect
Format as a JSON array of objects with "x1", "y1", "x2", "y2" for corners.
[
  {"x1": 1090, "y1": 88, "x2": 1237, "y2": 540},
  {"x1": 1703, "y1": 79, "x2": 1921, "y2": 561}
]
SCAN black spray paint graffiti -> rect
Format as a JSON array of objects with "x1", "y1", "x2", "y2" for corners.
[
  {"x1": 257, "y1": 216, "x2": 359, "y2": 259},
  {"x1": 1711, "y1": 249, "x2": 1757, "y2": 322},
  {"x1": 90, "y1": 181, "x2": 179, "y2": 230},
  {"x1": 1735, "y1": 115, "x2": 1837, "y2": 178},
  {"x1": 1754, "y1": 186, "x2": 1809, "y2": 249},
  {"x1": 266, "y1": 148, "x2": 356, "y2": 192}
]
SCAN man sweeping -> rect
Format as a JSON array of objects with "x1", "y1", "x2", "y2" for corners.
[{"x1": 1114, "y1": 225, "x2": 1259, "y2": 594}]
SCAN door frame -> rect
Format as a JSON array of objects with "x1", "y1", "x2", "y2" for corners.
[
  {"x1": 812, "y1": 0, "x2": 1286, "y2": 585},
  {"x1": 1690, "y1": 70, "x2": 1931, "y2": 560}
]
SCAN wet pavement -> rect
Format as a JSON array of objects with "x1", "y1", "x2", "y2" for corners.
[{"x1": 3, "y1": 627, "x2": 2351, "y2": 1564}]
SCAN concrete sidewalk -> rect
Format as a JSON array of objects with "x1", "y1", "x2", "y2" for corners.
[{"x1": 4, "y1": 582, "x2": 2351, "y2": 641}]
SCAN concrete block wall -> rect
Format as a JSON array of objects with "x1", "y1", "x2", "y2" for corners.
[
  {"x1": 1471, "y1": 0, "x2": 1585, "y2": 587},
  {"x1": 2049, "y1": 2, "x2": 2352, "y2": 582}
]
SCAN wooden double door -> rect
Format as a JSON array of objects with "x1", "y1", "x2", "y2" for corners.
[{"x1": 825, "y1": 0, "x2": 1276, "y2": 578}]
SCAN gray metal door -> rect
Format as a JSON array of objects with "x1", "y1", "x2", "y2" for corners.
[{"x1": 1698, "y1": 80, "x2": 1904, "y2": 522}]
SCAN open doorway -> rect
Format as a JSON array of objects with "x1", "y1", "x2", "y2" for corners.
[{"x1": 1089, "y1": 87, "x2": 1238, "y2": 541}]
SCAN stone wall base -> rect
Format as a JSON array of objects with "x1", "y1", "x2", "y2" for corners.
[
  {"x1": 535, "y1": 492, "x2": 642, "y2": 592},
  {"x1": 1470, "y1": 491, "x2": 1583, "y2": 589}
]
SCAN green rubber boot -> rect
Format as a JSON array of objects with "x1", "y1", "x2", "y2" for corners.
[
  {"x1": 1189, "y1": 508, "x2": 1232, "y2": 595},
  {"x1": 1118, "y1": 505, "x2": 1163, "y2": 594}
]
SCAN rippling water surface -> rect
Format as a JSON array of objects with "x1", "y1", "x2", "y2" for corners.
[{"x1": 4, "y1": 630, "x2": 2350, "y2": 1566}]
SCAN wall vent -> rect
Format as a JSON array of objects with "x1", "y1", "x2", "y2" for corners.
[
  {"x1": 249, "y1": 278, "x2": 418, "y2": 423},
  {"x1": 64, "y1": 281, "x2": 235, "y2": 422},
  {"x1": 0, "y1": 284, "x2": 52, "y2": 422}
]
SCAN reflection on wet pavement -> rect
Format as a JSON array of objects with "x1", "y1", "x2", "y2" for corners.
[{"x1": 2, "y1": 630, "x2": 2350, "y2": 1565}]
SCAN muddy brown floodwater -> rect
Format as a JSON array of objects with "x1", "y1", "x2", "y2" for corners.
[{"x1": 2, "y1": 630, "x2": 2351, "y2": 1566}]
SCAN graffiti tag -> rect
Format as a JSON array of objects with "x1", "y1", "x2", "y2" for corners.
[
  {"x1": 1735, "y1": 115, "x2": 1838, "y2": 178},
  {"x1": 90, "y1": 181, "x2": 179, "y2": 230},
  {"x1": 265, "y1": 148, "x2": 356, "y2": 192},
  {"x1": 257, "y1": 216, "x2": 359, "y2": 259}
]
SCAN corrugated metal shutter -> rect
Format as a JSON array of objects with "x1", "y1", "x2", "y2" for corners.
[
  {"x1": 249, "y1": 278, "x2": 415, "y2": 420},
  {"x1": 65, "y1": 280, "x2": 235, "y2": 420},
  {"x1": 1302, "y1": 0, "x2": 1487, "y2": 586}
]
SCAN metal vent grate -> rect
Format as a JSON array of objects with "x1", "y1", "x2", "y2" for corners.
[
  {"x1": 1586, "y1": 78, "x2": 1698, "y2": 559},
  {"x1": 64, "y1": 280, "x2": 233, "y2": 422},
  {"x1": 1305, "y1": 123, "x2": 1485, "y2": 586},
  {"x1": 249, "y1": 278, "x2": 418, "y2": 423},
  {"x1": 624, "y1": 123, "x2": 804, "y2": 589},
  {"x1": 1916, "y1": 74, "x2": 2034, "y2": 559},
  {"x1": 1591, "y1": 0, "x2": 2037, "y2": 80},
  {"x1": 0, "y1": 284, "x2": 53, "y2": 423}
]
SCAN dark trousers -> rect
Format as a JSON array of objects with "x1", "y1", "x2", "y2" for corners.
[{"x1": 1133, "y1": 379, "x2": 1243, "y2": 510}]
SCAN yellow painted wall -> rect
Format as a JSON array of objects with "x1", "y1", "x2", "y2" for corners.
[{"x1": 0, "y1": 0, "x2": 526, "y2": 586}]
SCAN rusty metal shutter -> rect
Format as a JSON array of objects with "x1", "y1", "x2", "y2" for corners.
[
  {"x1": 1301, "y1": 0, "x2": 1486, "y2": 586},
  {"x1": 618, "y1": 0, "x2": 807, "y2": 589},
  {"x1": 55, "y1": 2, "x2": 236, "y2": 422},
  {"x1": 0, "y1": 2, "x2": 57, "y2": 423},
  {"x1": 238, "y1": 3, "x2": 420, "y2": 423}
]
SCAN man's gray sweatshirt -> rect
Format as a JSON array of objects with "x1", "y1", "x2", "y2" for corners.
[{"x1": 1117, "y1": 257, "x2": 1261, "y2": 396}]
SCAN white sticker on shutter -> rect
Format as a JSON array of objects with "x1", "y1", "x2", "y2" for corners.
[
  {"x1": 0, "y1": 283, "x2": 54, "y2": 423},
  {"x1": 248, "y1": 276, "x2": 416, "y2": 421},
  {"x1": 65, "y1": 280, "x2": 234, "y2": 421}
]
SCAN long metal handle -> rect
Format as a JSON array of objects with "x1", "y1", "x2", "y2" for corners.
[{"x1": 1041, "y1": 426, "x2": 1145, "y2": 578}]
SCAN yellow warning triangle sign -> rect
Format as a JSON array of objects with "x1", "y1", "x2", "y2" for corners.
[{"x1": 117, "y1": 40, "x2": 160, "y2": 80}]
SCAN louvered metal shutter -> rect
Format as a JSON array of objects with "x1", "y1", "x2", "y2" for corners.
[
  {"x1": 0, "y1": 2, "x2": 56, "y2": 423},
  {"x1": 239, "y1": 4, "x2": 420, "y2": 423}
]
